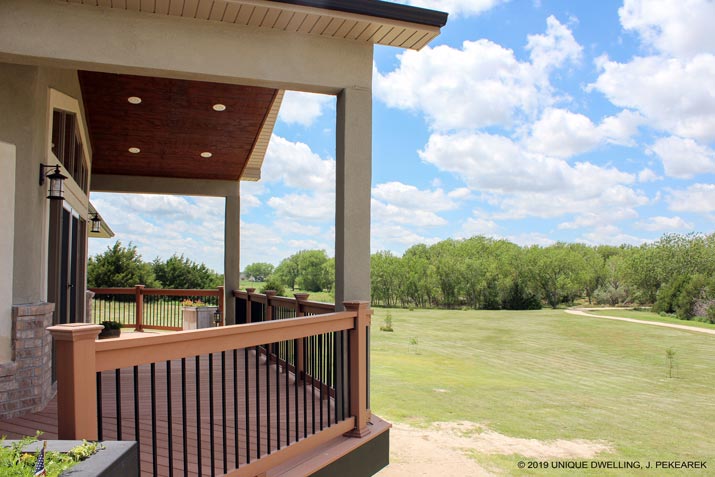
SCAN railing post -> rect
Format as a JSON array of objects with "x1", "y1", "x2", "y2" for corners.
[
  {"x1": 217, "y1": 286, "x2": 225, "y2": 326},
  {"x1": 245, "y1": 288, "x2": 256, "y2": 324},
  {"x1": 47, "y1": 323, "x2": 103, "y2": 440},
  {"x1": 134, "y1": 284, "x2": 145, "y2": 332},
  {"x1": 343, "y1": 301, "x2": 371, "y2": 438},
  {"x1": 294, "y1": 293, "x2": 310, "y2": 382}
]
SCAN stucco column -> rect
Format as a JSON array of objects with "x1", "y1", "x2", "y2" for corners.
[
  {"x1": 224, "y1": 191, "x2": 240, "y2": 325},
  {"x1": 0, "y1": 141, "x2": 16, "y2": 362},
  {"x1": 335, "y1": 86, "x2": 372, "y2": 310}
]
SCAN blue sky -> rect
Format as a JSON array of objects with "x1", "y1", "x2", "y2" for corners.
[{"x1": 90, "y1": 0, "x2": 715, "y2": 273}]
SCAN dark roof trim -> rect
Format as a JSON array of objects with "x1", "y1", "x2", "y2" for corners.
[{"x1": 268, "y1": 0, "x2": 448, "y2": 28}]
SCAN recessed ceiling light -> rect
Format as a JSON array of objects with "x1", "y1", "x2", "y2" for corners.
[
  {"x1": 128, "y1": 96, "x2": 142, "y2": 104},
  {"x1": 200, "y1": 152, "x2": 213, "y2": 158},
  {"x1": 212, "y1": 104, "x2": 226, "y2": 112},
  {"x1": 128, "y1": 147, "x2": 141, "y2": 154}
]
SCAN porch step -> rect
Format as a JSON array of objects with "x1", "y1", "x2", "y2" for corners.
[{"x1": 269, "y1": 415, "x2": 391, "y2": 477}]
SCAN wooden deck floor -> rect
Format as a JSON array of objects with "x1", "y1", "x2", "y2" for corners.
[{"x1": 0, "y1": 349, "x2": 341, "y2": 476}]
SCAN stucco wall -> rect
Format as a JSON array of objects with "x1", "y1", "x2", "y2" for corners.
[
  {"x1": 0, "y1": 142, "x2": 16, "y2": 363},
  {"x1": 0, "y1": 63, "x2": 86, "y2": 305}
]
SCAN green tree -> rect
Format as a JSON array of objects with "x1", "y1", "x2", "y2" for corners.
[
  {"x1": 152, "y1": 254, "x2": 222, "y2": 289},
  {"x1": 88, "y1": 241, "x2": 158, "y2": 288},
  {"x1": 296, "y1": 250, "x2": 330, "y2": 292},
  {"x1": 243, "y1": 262, "x2": 275, "y2": 281},
  {"x1": 275, "y1": 255, "x2": 300, "y2": 290}
]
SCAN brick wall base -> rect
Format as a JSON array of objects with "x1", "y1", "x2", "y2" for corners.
[{"x1": 0, "y1": 303, "x2": 54, "y2": 419}]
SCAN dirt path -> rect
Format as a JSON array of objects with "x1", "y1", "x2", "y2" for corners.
[
  {"x1": 566, "y1": 308, "x2": 715, "y2": 335},
  {"x1": 376, "y1": 421, "x2": 611, "y2": 477}
]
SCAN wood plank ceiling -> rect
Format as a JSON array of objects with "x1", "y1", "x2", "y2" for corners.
[{"x1": 79, "y1": 71, "x2": 278, "y2": 181}]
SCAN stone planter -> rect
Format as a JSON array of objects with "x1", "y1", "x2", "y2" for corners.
[
  {"x1": 5, "y1": 440, "x2": 138, "y2": 476},
  {"x1": 182, "y1": 306, "x2": 217, "y2": 330}
]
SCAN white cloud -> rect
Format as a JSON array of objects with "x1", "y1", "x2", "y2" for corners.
[
  {"x1": 579, "y1": 225, "x2": 648, "y2": 246},
  {"x1": 526, "y1": 108, "x2": 642, "y2": 159},
  {"x1": 637, "y1": 168, "x2": 660, "y2": 183},
  {"x1": 374, "y1": 16, "x2": 580, "y2": 131},
  {"x1": 263, "y1": 135, "x2": 335, "y2": 192},
  {"x1": 619, "y1": 0, "x2": 715, "y2": 57},
  {"x1": 371, "y1": 181, "x2": 460, "y2": 212},
  {"x1": 371, "y1": 224, "x2": 441, "y2": 252},
  {"x1": 372, "y1": 199, "x2": 447, "y2": 227},
  {"x1": 558, "y1": 208, "x2": 639, "y2": 230},
  {"x1": 394, "y1": 0, "x2": 506, "y2": 17},
  {"x1": 278, "y1": 91, "x2": 333, "y2": 127},
  {"x1": 590, "y1": 54, "x2": 715, "y2": 141},
  {"x1": 649, "y1": 136, "x2": 715, "y2": 179},
  {"x1": 460, "y1": 216, "x2": 500, "y2": 237},
  {"x1": 525, "y1": 15, "x2": 583, "y2": 74},
  {"x1": 419, "y1": 131, "x2": 648, "y2": 220},
  {"x1": 268, "y1": 192, "x2": 335, "y2": 222},
  {"x1": 667, "y1": 184, "x2": 715, "y2": 213},
  {"x1": 635, "y1": 216, "x2": 693, "y2": 231}
]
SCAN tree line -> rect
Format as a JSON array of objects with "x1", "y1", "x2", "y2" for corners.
[
  {"x1": 366, "y1": 233, "x2": 715, "y2": 323},
  {"x1": 88, "y1": 241, "x2": 223, "y2": 289}
]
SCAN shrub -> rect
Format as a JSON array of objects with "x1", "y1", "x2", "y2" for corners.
[
  {"x1": 380, "y1": 311, "x2": 394, "y2": 332},
  {"x1": 100, "y1": 320, "x2": 122, "y2": 330},
  {"x1": 260, "y1": 277, "x2": 285, "y2": 297}
]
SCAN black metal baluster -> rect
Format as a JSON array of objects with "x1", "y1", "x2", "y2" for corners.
[
  {"x1": 276, "y1": 341, "x2": 281, "y2": 450},
  {"x1": 303, "y1": 337, "x2": 308, "y2": 438},
  {"x1": 196, "y1": 356, "x2": 202, "y2": 477},
  {"x1": 319, "y1": 334, "x2": 324, "y2": 431},
  {"x1": 209, "y1": 353, "x2": 215, "y2": 477},
  {"x1": 115, "y1": 369, "x2": 122, "y2": 440},
  {"x1": 133, "y1": 366, "x2": 140, "y2": 451},
  {"x1": 245, "y1": 348, "x2": 250, "y2": 463},
  {"x1": 181, "y1": 358, "x2": 188, "y2": 477},
  {"x1": 266, "y1": 342, "x2": 271, "y2": 454},
  {"x1": 221, "y1": 351, "x2": 227, "y2": 474},
  {"x1": 151, "y1": 363, "x2": 158, "y2": 477},
  {"x1": 233, "y1": 349, "x2": 239, "y2": 469},
  {"x1": 167, "y1": 361, "x2": 174, "y2": 477},
  {"x1": 285, "y1": 340, "x2": 290, "y2": 446},
  {"x1": 255, "y1": 346, "x2": 261, "y2": 460},
  {"x1": 96, "y1": 372, "x2": 103, "y2": 441},
  {"x1": 294, "y1": 339, "x2": 299, "y2": 443}
]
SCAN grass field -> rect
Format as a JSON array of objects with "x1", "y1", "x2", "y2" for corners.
[
  {"x1": 370, "y1": 308, "x2": 715, "y2": 476},
  {"x1": 582, "y1": 308, "x2": 715, "y2": 330}
]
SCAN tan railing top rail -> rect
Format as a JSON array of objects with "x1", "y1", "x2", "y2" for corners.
[
  {"x1": 233, "y1": 289, "x2": 336, "y2": 314},
  {"x1": 90, "y1": 287, "x2": 221, "y2": 297},
  {"x1": 92, "y1": 311, "x2": 355, "y2": 371}
]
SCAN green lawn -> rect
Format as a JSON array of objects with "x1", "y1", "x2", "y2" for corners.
[
  {"x1": 370, "y1": 308, "x2": 715, "y2": 476},
  {"x1": 582, "y1": 308, "x2": 715, "y2": 330}
]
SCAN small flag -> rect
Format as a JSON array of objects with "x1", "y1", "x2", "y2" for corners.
[{"x1": 34, "y1": 440, "x2": 46, "y2": 477}]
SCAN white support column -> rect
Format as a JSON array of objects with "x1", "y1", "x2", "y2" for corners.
[
  {"x1": 224, "y1": 190, "x2": 240, "y2": 325},
  {"x1": 335, "y1": 86, "x2": 372, "y2": 310}
]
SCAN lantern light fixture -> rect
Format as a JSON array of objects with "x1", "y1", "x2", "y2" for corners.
[
  {"x1": 39, "y1": 164, "x2": 67, "y2": 200},
  {"x1": 90, "y1": 213, "x2": 102, "y2": 234},
  {"x1": 213, "y1": 309, "x2": 222, "y2": 327}
]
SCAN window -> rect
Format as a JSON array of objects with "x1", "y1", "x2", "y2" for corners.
[{"x1": 51, "y1": 109, "x2": 88, "y2": 193}]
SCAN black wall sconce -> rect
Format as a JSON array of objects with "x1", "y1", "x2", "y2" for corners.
[
  {"x1": 213, "y1": 309, "x2": 222, "y2": 327},
  {"x1": 39, "y1": 164, "x2": 67, "y2": 200},
  {"x1": 90, "y1": 213, "x2": 102, "y2": 233}
]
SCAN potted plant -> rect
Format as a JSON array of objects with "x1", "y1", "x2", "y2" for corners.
[
  {"x1": 181, "y1": 300, "x2": 217, "y2": 330},
  {"x1": 98, "y1": 320, "x2": 122, "y2": 339}
]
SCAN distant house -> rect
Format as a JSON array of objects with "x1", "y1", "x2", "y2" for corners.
[{"x1": 0, "y1": 1, "x2": 447, "y2": 475}]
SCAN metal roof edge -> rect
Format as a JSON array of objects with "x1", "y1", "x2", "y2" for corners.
[{"x1": 267, "y1": 0, "x2": 448, "y2": 28}]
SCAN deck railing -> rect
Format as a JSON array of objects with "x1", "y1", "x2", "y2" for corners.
[
  {"x1": 48, "y1": 301, "x2": 371, "y2": 477},
  {"x1": 89, "y1": 286, "x2": 224, "y2": 331}
]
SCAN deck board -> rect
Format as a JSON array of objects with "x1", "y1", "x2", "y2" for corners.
[{"x1": 0, "y1": 349, "x2": 342, "y2": 476}]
